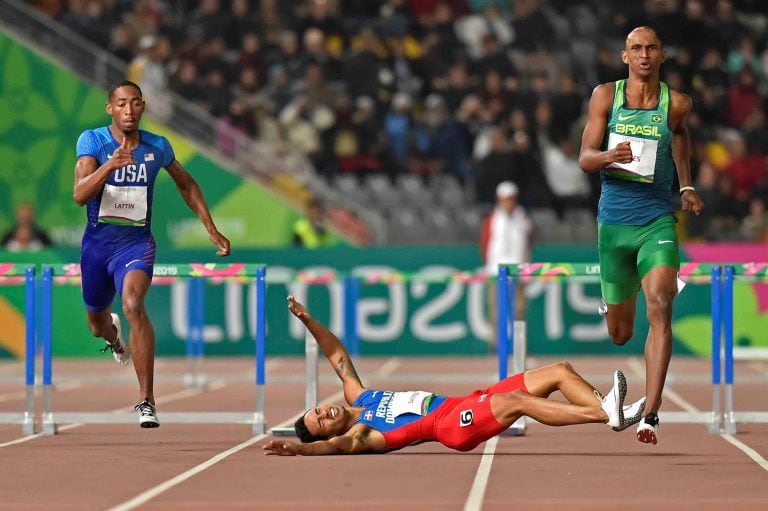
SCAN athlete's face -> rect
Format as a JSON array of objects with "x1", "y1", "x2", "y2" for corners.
[
  {"x1": 304, "y1": 404, "x2": 349, "y2": 438},
  {"x1": 106, "y1": 86, "x2": 145, "y2": 134},
  {"x1": 621, "y1": 28, "x2": 666, "y2": 77}
]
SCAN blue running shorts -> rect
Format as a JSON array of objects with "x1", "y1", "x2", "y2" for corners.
[{"x1": 80, "y1": 234, "x2": 156, "y2": 311}]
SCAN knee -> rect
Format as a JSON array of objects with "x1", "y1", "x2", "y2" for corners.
[
  {"x1": 121, "y1": 295, "x2": 146, "y2": 320},
  {"x1": 645, "y1": 290, "x2": 675, "y2": 323},
  {"x1": 608, "y1": 325, "x2": 633, "y2": 346},
  {"x1": 554, "y1": 361, "x2": 576, "y2": 378}
]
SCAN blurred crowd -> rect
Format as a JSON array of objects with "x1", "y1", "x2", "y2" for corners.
[{"x1": 29, "y1": 0, "x2": 768, "y2": 242}]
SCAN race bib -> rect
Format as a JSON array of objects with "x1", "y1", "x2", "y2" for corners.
[
  {"x1": 389, "y1": 391, "x2": 434, "y2": 417},
  {"x1": 98, "y1": 184, "x2": 148, "y2": 226},
  {"x1": 605, "y1": 132, "x2": 659, "y2": 183}
]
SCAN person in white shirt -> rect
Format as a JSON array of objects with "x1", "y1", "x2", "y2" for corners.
[{"x1": 480, "y1": 181, "x2": 533, "y2": 348}]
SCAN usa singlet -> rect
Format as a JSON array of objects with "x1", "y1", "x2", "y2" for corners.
[
  {"x1": 76, "y1": 127, "x2": 174, "y2": 243},
  {"x1": 599, "y1": 79, "x2": 676, "y2": 225}
]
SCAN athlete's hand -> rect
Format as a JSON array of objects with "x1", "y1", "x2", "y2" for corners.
[
  {"x1": 109, "y1": 137, "x2": 135, "y2": 170},
  {"x1": 210, "y1": 230, "x2": 230, "y2": 256},
  {"x1": 610, "y1": 141, "x2": 633, "y2": 164},
  {"x1": 681, "y1": 190, "x2": 704, "y2": 216},
  {"x1": 287, "y1": 295, "x2": 312, "y2": 322},
  {"x1": 263, "y1": 440, "x2": 300, "y2": 456}
]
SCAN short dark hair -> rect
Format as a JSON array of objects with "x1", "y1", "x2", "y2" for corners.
[
  {"x1": 294, "y1": 412, "x2": 324, "y2": 443},
  {"x1": 108, "y1": 80, "x2": 143, "y2": 101}
]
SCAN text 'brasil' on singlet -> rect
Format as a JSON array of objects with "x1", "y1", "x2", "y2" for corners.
[
  {"x1": 598, "y1": 79, "x2": 676, "y2": 225},
  {"x1": 76, "y1": 127, "x2": 174, "y2": 243},
  {"x1": 353, "y1": 389, "x2": 447, "y2": 449}
]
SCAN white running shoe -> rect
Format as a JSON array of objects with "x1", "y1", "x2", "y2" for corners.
[
  {"x1": 600, "y1": 370, "x2": 627, "y2": 428},
  {"x1": 135, "y1": 399, "x2": 160, "y2": 428},
  {"x1": 613, "y1": 397, "x2": 647, "y2": 432},
  {"x1": 636, "y1": 415, "x2": 659, "y2": 445},
  {"x1": 598, "y1": 300, "x2": 608, "y2": 317},
  {"x1": 100, "y1": 313, "x2": 130, "y2": 366}
]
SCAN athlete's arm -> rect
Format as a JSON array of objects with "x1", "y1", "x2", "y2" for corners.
[
  {"x1": 288, "y1": 295, "x2": 365, "y2": 405},
  {"x1": 73, "y1": 136, "x2": 134, "y2": 205},
  {"x1": 164, "y1": 160, "x2": 230, "y2": 256},
  {"x1": 578, "y1": 83, "x2": 633, "y2": 173},
  {"x1": 669, "y1": 91, "x2": 704, "y2": 216},
  {"x1": 262, "y1": 424, "x2": 385, "y2": 456}
]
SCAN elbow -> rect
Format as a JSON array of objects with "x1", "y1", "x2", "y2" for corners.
[{"x1": 73, "y1": 193, "x2": 87, "y2": 206}]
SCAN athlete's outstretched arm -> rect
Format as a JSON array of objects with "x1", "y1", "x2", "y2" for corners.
[
  {"x1": 670, "y1": 92, "x2": 704, "y2": 216},
  {"x1": 288, "y1": 295, "x2": 365, "y2": 405},
  {"x1": 164, "y1": 160, "x2": 230, "y2": 256},
  {"x1": 263, "y1": 425, "x2": 384, "y2": 456},
  {"x1": 579, "y1": 83, "x2": 633, "y2": 172}
]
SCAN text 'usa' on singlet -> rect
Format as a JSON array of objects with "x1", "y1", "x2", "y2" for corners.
[
  {"x1": 353, "y1": 389, "x2": 447, "y2": 450},
  {"x1": 598, "y1": 79, "x2": 676, "y2": 225},
  {"x1": 76, "y1": 127, "x2": 174, "y2": 243}
]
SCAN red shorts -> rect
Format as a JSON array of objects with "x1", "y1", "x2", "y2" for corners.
[{"x1": 433, "y1": 373, "x2": 528, "y2": 451}]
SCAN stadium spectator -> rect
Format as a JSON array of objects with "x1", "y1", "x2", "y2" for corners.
[{"x1": 2, "y1": 203, "x2": 52, "y2": 250}]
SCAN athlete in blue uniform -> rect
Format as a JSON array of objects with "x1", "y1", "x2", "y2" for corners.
[
  {"x1": 579, "y1": 27, "x2": 704, "y2": 444},
  {"x1": 262, "y1": 296, "x2": 645, "y2": 456},
  {"x1": 73, "y1": 81, "x2": 230, "y2": 427}
]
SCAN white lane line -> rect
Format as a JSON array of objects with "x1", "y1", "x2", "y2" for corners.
[
  {"x1": 721, "y1": 434, "x2": 768, "y2": 472},
  {"x1": 463, "y1": 436, "x2": 499, "y2": 511},
  {"x1": 107, "y1": 358, "x2": 402, "y2": 511},
  {"x1": 629, "y1": 357, "x2": 768, "y2": 472},
  {"x1": 0, "y1": 362, "x2": 279, "y2": 448}
]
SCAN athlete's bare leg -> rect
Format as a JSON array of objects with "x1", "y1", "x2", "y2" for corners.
[
  {"x1": 122, "y1": 270, "x2": 155, "y2": 405},
  {"x1": 523, "y1": 362, "x2": 602, "y2": 406},
  {"x1": 85, "y1": 308, "x2": 118, "y2": 343},
  {"x1": 490, "y1": 390, "x2": 607, "y2": 428},
  {"x1": 605, "y1": 294, "x2": 638, "y2": 346},
  {"x1": 640, "y1": 265, "x2": 676, "y2": 414},
  {"x1": 490, "y1": 362, "x2": 612, "y2": 427}
]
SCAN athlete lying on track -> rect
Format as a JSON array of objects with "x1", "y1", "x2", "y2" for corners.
[{"x1": 263, "y1": 296, "x2": 646, "y2": 456}]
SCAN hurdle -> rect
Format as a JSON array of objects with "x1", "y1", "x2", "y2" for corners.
[
  {"x1": 499, "y1": 262, "x2": 723, "y2": 433},
  {"x1": 496, "y1": 267, "x2": 528, "y2": 436},
  {"x1": 38, "y1": 263, "x2": 267, "y2": 435},
  {"x1": 0, "y1": 264, "x2": 36, "y2": 434},
  {"x1": 721, "y1": 263, "x2": 768, "y2": 433}
]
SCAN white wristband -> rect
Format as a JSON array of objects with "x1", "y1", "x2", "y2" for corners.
[{"x1": 679, "y1": 186, "x2": 695, "y2": 195}]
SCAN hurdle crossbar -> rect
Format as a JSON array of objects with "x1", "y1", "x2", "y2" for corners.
[
  {"x1": 0, "y1": 265, "x2": 36, "y2": 434},
  {"x1": 38, "y1": 263, "x2": 267, "y2": 435}
]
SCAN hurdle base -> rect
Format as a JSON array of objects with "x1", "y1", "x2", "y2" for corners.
[
  {"x1": 42, "y1": 412, "x2": 263, "y2": 434},
  {"x1": 270, "y1": 426, "x2": 296, "y2": 437},
  {"x1": 501, "y1": 417, "x2": 526, "y2": 437},
  {"x1": 0, "y1": 413, "x2": 36, "y2": 435}
]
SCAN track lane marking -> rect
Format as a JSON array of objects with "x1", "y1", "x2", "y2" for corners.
[
  {"x1": 628, "y1": 356, "x2": 768, "y2": 473},
  {"x1": 463, "y1": 436, "x2": 499, "y2": 511},
  {"x1": 107, "y1": 358, "x2": 402, "y2": 511}
]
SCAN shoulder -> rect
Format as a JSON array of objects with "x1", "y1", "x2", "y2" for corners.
[
  {"x1": 140, "y1": 129, "x2": 171, "y2": 148},
  {"x1": 590, "y1": 82, "x2": 616, "y2": 102},
  {"x1": 586, "y1": 82, "x2": 615, "y2": 114},
  {"x1": 668, "y1": 89, "x2": 693, "y2": 117}
]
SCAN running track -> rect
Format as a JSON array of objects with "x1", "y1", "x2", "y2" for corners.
[{"x1": 1, "y1": 355, "x2": 767, "y2": 510}]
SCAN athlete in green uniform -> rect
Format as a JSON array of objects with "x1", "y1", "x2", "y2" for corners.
[{"x1": 578, "y1": 27, "x2": 704, "y2": 445}]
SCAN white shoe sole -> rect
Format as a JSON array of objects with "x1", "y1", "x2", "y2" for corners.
[{"x1": 601, "y1": 370, "x2": 627, "y2": 428}]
